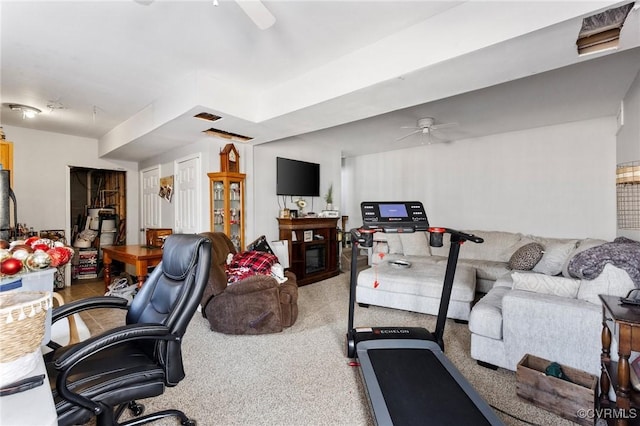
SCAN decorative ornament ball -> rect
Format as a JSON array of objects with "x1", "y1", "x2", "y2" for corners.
[
  {"x1": 10, "y1": 248, "x2": 31, "y2": 261},
  {"x1": 0, "y1": 248, "x2": 11, "y2": 263},
  {"x1": 1, "y1": 257, "x2": 23, "y2": 275},
  {"x1": 47, "y1": 247, "x2": 71, "y2": 268},
  {"x1": 26, "y1": 250, "x2": 52, "y2": 270}
]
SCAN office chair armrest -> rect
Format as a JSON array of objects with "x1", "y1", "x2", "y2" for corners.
[
  {"x1": 53, "y1": 323, "x2": 174, "y2": 370},
  {"x1": 52, "y1": 323, "x2": 177, "y2": 415},
  {"x1": 45, "y1": 297, "x2": 130, "y2": 351},
  {"x1": 52, "y1": 296, "x2": 129, "y2": 324}
]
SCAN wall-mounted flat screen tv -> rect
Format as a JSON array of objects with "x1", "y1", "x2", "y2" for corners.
[{"x1": 276, "y1": 157, "x2": 320, "y2": 196}]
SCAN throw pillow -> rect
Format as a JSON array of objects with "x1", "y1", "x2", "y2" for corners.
[
  {"x1": 512, "y1": 271, "x2": 581, "y2": 298},
  {"x1": 532, "y1": 238, "x2": 579, "y2": 276},
  {"x1": 508, "y1": 242, "x2": 544, "y2": 271},
  {"x1": 576, "y1": 263, "x2": 636, "y2": 305}
]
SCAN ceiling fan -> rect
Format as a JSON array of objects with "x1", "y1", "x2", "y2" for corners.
[
  {"x1": 135, "y1": 0, "x2": 276, "y2": 30},
  {"x1": 396, "y1": 117, "x2": 457, "y2": 144},
  {"x1": 233, "y1": 0, "x2": 276, "y2": 30}
]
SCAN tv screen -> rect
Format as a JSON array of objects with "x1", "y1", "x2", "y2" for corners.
[{"x1": 276, "y1": 157, "x2": 320, "y2": 196}]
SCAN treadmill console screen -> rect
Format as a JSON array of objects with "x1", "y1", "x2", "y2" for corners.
[
  {"x1": 379, "y1": 204, "x2": 408, "y2": 218},
  {"x1": 361, "y1": 201, "x2": 429, "y2": 232}
]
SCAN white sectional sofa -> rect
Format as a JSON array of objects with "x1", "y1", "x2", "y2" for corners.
[{"x1": 360, "y1": 230, "x2": 638, "y2": 375}]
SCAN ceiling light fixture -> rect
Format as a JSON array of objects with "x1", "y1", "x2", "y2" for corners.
[{"x1": 7, "y1": 103, "x2": 42, "y2": 119}]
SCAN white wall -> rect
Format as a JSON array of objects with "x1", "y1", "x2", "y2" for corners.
[
  {"x1": 343, "y1": 117, "x2": 617, "y2": 240},
  {"x1": 617, "y1": 70, "x2": 640, "y2": 240},
  {"x1": 253, "y1": 138, "x2": 342, "y2": 243},
  {"x1": 139, "y1": 137, "x2": 256, "y2": 239},
  {"x1": 4, "y1": 125, "x2": 139, "y2": 243}
]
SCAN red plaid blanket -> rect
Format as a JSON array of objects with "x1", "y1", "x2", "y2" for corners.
[{"x1": 225, "y1": 251, "x2": 279, "y2": 283}]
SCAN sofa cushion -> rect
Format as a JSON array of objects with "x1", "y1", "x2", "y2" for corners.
[
  {"x1": 357, "y1": 262, "x2": 476, "y2": 302},
  {"x1": 508, "y1": 242, "x2": 544, "y2": 271},
  {"x1": 469, "y1": 286, "x2": 510, "y2": 340},
  {"x1": 461, "y1": 230, "x2": 524, "y2": 262},
  {"x1": 577, "y1": 263, "x2": 636, "y2": 305},
  {"x1": 458, "y1": 259, "x2": 510, "y2": 282},
  {"x1": 531, "y1": 237, "x2": 579, "y2": 276},
  {"x1": 385, "y1": 234, "x2": 404, "y2": 254},
  {"x1": 399, "y1": 232, "x2": 431, "y2": 256},
  {"x1": 512, "y1": 271, "x2": 581, "y2": 298}
]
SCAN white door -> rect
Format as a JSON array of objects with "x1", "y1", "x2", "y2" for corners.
[
  {"x1": 140, "y1": 166, "x2": 161, "y2": 242},
  {"x1": 175, "y1": 155, "x2": 201, "y2": 234}
]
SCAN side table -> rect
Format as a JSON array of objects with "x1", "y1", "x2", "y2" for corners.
[
  {"x1": 599, "y1": 295, "x2": 640, "y2": 425},
  {"x1": 102, "y1": 245, "x2": 163, "y2": 291},
  {"x1": 0, "y1": 355, "x2": 57, "y2": 425}
]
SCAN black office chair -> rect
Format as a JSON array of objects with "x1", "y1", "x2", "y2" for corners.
[{"x1": 46, "y1": 234, "x2": 211, "y2": 426}]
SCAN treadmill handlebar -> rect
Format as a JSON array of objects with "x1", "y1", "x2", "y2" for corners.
[
  {"x1": 428, "y1": 227, "x2": 484, "y2": 247},
  {"x1": 350, "y1": 228, "x2": 375, "y2": 248},
  {"x1": 349, "y1": 227, "x2": 483, "y2": 249}
]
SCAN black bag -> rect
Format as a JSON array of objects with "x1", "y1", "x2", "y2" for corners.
[{"x1": 246, "y1": 235, "x2": 275, "y2": 255}]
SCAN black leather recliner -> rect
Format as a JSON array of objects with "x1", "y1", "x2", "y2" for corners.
[{"x1": 45, "y1": 234, "x2": 211, "y2": 426}]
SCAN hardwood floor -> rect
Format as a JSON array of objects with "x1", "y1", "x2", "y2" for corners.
[{"x1": 55, "y1": 278, "x2": 126, "y2": 335}]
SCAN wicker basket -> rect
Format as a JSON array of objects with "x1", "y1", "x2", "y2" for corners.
[{"x1": 0, "y1": 291, "x2": 52, "y2": 363}]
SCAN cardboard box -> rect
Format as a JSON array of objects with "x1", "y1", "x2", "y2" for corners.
[{"x1": 516, "y1": 354, "x2": 597, "y2": 425}]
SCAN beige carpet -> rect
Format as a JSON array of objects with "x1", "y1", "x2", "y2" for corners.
[{"x1": 108, "y1": 272, "x2": 588, "y2": 426}]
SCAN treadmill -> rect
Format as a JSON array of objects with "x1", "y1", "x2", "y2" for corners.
[{"x1": 346, "y1": 201, "x2": 504, "y2": 426}]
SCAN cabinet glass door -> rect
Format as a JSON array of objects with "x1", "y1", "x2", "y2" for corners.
[
  {"x1": 229, "y1": 180, "x2": 242, "y2": 250},
  {"x1": 208, "y1": 172, "x2": 245, "y2": 252},
  {"x1": 212, "y1": 180, "x2": 225, "y2": 233}
]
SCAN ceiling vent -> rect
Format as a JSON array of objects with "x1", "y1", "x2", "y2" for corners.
[
  {"x1": 577, "y1": 2, "x2": 634, "y2": 55},
  {"x1": 203, "y1": 128, "x2": 253, "y2": 143},
  {"x1": 194, "y1": 112, "x2": 221, "y2": 122}
]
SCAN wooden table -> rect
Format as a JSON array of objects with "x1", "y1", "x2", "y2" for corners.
[
  {"x1": 102, "y1": 245, "x2": 163, "y2": 290},
  {"x1": 599, "y1": 295, "x2": 640, "y2": 425}
]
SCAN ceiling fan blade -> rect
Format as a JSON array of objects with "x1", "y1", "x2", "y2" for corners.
[
  {"x1": 431, "y1": 122, "x2": 458, "y2": 130},
  {"x1": 396, "y1": 129, "x2": 421, "y2": 141},
  {"x1": 235, "y1": 0, "x2": 276, "y2": 30}
]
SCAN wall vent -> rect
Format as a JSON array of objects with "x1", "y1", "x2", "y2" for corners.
[
  {"x1": 203, "y1": 128, "x2": 253, "y2": 142},
  {"x1": 194, "y1": 112, "x2": 221, "y2": 122},
  {"x1": 577, "y1": 2, "x2": 634, "y2": 55}
]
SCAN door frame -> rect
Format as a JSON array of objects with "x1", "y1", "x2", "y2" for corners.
[
  {"x1": 139, "y1": 165, "x2": 161, "y2": 243},
  {"x1": 174, "y1": 153, "x2": 202, "y2": 233}
]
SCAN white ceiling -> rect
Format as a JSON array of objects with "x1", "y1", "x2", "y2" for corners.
[{"x1": 1, "y1": 1, "x2": 639, "y2": 161}]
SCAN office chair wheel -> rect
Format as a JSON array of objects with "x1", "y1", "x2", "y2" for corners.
[{"x1": 128, "y1": 401, "x2": 145, "y2": 417}]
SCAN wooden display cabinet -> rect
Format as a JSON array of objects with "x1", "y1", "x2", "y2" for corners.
[
  {"x1": 208, "y1": 172, "x2": 245, "y2": 251},
  {"x1": 277, "y1": 217, "x2": 339, "y2": 286}
]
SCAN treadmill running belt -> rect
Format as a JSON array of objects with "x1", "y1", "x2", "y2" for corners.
[{"x1": 369, "y1": 348, "x2": 492, "y2": 426}]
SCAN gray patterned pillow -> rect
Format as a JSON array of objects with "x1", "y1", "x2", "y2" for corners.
[{"x1": 509, "y1": 242, "x2": 544, "y2": 271}]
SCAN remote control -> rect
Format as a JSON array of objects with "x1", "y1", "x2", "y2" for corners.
[{"x1": 620, "y1": 297, "x2": 640, "y2": 306}]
